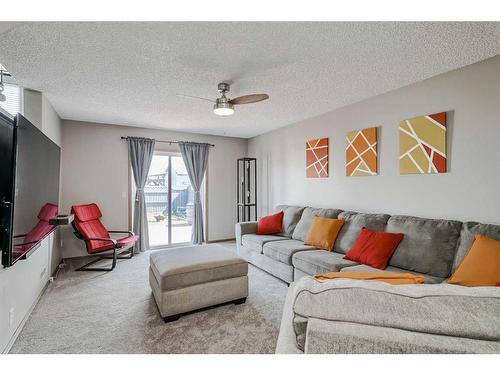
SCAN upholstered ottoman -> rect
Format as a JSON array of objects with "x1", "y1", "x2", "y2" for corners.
[{"x1": 149, "y1": 244, "x2": 248, "y2": 322}]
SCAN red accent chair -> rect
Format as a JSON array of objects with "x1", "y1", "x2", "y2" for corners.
[
  {"x1": 13, "y1": 203, "x2": 58, "y2": 258},
  {"x1": 71, "y1": 203, "x2": 138, "y2": 271}
]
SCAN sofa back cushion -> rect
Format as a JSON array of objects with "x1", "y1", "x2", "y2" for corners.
[
  {"x1": 275, "y1": 205, "x2": 305, "y2": 237},
  {"x1": 334, "y1": 212, "x2": 390, "y2": 254},
  {"x1": 292, "y1": 207, "x2": 343, "y2": 241},
  {"x1": 453, "y1": 222, "x2": 500, "y2": 272},
  {"x1": 387, "y1": 215, "x2": 462, "y2": 278}
]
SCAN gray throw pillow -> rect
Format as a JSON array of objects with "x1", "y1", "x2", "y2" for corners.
[{"x1": 275, "y1": 205, "x2": 305, "y2": 237}]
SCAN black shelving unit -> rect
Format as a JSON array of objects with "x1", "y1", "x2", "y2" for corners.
[{"x1": 237, "y1": 158, "x2": 257, "y2": 222}]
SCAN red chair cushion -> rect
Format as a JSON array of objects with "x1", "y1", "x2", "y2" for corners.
[
  {"x1": 16, "y1": 221, "x2": 55, "y2": 254},
  {"x1": 71, "y1": 203, "x2": 139, "y2": 254},
  {"x1": 87, "y1": 234, "x2": 139, "y2": 253},
  {"x1": 72, "y1": 204, "x2": 110, "y2": 253},
  {"x1": 74, "y1": 220, "x2": 111, "y2": 253},
  {"x1": 344, "y1": 228, "x2": 404, "y2": 270},
  {"x1": 38, "y1": 203, "x2": 59, "y2": 221},
  {"x1": 24, "y1": 221, "x2": 56, "y2": 247},
  {"x1": 71, "y1": 203, "x2": 102, "y2": 222},
  {"x1": 117, "y1": 234, "x2": 139, "y2": 248},
  {"x1": 16, "y1": 203, "x2": 58, "y2": 253},
  {"x1": 256, "y1": 211, "x2": 284, "y2": 235}
]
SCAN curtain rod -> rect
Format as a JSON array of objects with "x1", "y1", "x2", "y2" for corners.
[{"x1": 121, "y1": 136, "x2": 215, "y2": 147}]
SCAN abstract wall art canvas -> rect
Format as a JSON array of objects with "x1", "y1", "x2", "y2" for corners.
[
  {"x1": 345, "y1": 127, "x2": 378, "y2": 176},
  {"x1": 399, "y1": 112, "x2": 447, "y2": 174},
  {"x1": 306, "y1": 138, "x2": 329, "y2": 178}
]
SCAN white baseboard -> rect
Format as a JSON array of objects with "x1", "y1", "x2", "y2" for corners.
[{"x1": 207, "y1": 238, "x2": 236, "y2": 243}]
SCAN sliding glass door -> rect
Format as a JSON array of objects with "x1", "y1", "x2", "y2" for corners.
[{"x1": 145, "y1": 153, "x2": 194, "y2": 248}]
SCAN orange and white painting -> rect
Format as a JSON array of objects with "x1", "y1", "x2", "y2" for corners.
[
  {"x1": 306, "y1": 138, "x2": 329, "y2": 178},
  {"x1": 399, "y1": 112, "x2": 447, "y2": 174},
  {"x1": 345, "y1": 127, "x2": 378, "y2": 176}
]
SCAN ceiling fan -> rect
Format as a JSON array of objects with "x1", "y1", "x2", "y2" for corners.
[{"x1": 177, "y1": 82, "x2": 269, "y2": 116}]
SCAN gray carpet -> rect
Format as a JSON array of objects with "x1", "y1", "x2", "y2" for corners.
[{"x1": 10, "y1": 242, "x2": 289, "y2": 354}]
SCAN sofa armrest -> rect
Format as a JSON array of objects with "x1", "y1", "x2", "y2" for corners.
[
  {"x1": 276, "y1": 283, "x2": 304, "y2": 354},
  {"x1": 304, "y1": 319, "x2": 500, "y2": 354},
  {"x1": 289, "y1": 277, "x2": 500, "y2": 352},
  {"x1": 235, "y1": 221, "x2": 258, "y2": 245}
]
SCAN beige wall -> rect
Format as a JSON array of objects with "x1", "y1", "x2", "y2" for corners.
[
  {"x1": 22, "y1": 89, "x2": 62, "y2": 147},
  {"x1": 60, "y1": 120, "x2": 247, "y2": 258},
  {"x1": 41, "y1": 95, "x2": 62, "y2": 147},
  {"x1": 249, "y1": 55, "x2": 500, "y2": 225},
  {"x1": 22, "y1": 89, "x2": 42, "y2": 129}
]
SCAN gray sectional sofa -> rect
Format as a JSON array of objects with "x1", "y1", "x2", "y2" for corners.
[
  {"x1": 235, "y1": 205, "x2": 467, "y2": 284},
  {"x1": 235, "y1": 205, "x2": 500, "y2": 353}
]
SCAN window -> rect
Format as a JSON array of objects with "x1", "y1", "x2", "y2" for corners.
[
  {"x1": 0, "y1": 83, "x2": 22, "y2": 117},
  {"x1": 140, "y1": 152, "x2": 203, "y2": 248}
]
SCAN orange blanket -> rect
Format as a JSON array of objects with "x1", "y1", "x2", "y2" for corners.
[{"x1": 314, "y1": 271, "x2": 425, "y2": 285}]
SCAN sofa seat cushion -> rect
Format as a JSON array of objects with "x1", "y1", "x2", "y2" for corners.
[
  {"x1": 275, "y1": 205, "x2": 306, "y2": 237},
  {"x1": 340, "y1": 264, "x2": 444, "y2": 284},
  {"x1": 292, "y1": 250, "x2": 358, "y2": 275},
  {"x1": 334, "y1": 212, "x2": 391, "y2": 254},
  {"x1": 241, "y1": 234, "x2": 284, "y2": 253},
  {"x1": 386, "y1": 215, "x2": 462, "y2": 278},
  {"x1": 263, "y1": 240, "x2": 317, "y2": 265},
  {"x1": 292, "y1": 207, "x2": 343, "y2": 241},
  {"x1": 149, "y1": 244, "x2": 248, "y2": 291}
]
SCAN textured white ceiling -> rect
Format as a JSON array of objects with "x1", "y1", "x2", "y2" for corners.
[{"x1": 0, "y1": 22, "x2": 499, "y2": 138}]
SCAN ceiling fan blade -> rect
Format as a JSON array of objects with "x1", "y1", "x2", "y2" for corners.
[
  {"x1": 176, "y1": 93, "x2": 215, "y2": 103},
  {"x1": 229, "y1": 94, "x2": 269, "y2": 105}
]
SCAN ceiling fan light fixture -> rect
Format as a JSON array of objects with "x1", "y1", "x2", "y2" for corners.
[
  {"x1": 179, "y1": 82, "x2": 268, "y2": 116},
  {"x1": 213, "y1": 101, "x2": 234, "y2": 116}
]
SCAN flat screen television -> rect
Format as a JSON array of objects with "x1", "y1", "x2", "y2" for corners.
[{"x1": 0, "y1": 112, "x2": 61, "y2": 267}]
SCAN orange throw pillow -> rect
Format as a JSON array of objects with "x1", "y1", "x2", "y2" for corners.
[
  {"x1": 344, "y1": 228, "x2": 404, "y2": 269},
  {"x1": 448, "y1": 235, "x2": 500, "y2": 287},
  {"x1": 304, "y1": 217, "x2": 344, "y2": 250}
]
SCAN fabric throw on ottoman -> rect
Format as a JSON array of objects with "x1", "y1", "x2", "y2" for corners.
[{"x1": 149, "y1": 244, "x2": 249, "y2": 322}]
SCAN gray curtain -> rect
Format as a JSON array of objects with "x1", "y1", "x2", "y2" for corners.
[
  {"x1": 179, "y1": 142, "x2": 210, "y2": 244},
  {"x1": 127, "y1": 137, "x2": 155, "y2": 252}
]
